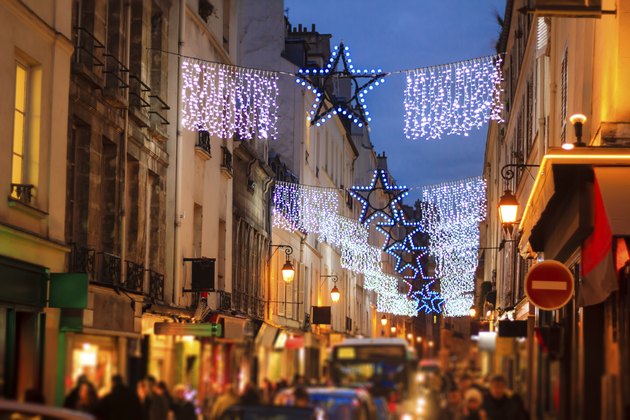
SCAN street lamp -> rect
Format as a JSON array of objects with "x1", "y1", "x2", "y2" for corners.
[
  {"x1": 271, "y1": 245, "x2": 295, "y2": 283},
  {"x1": 416, "y1": 336, "x2": 422, "y2": 343},
  {"x1": 498, "y1": 189, "x2": 519, "y2": 225},
  {"x1": 407, "y1": 333, "x2": 413, "y2": 341},
  {"x1": 469, "y1": 305, "x2": 478, "y2": 318},
  {"x1": 320, "y1": 275, "x2": 341, "y2": 303},
  {"x1": 390, "y1": 326, "x2": 396, "y2": 334},
  {"x1": 563, "y1": 113, "x2": 587, "y2": 150},
  {"x1": 380, "y1": 315, "x2": 387, "y2": 327}
]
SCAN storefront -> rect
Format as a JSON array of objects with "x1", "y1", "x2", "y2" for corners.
[{"x1": 517, "y1": 148, "x2": 630, "y2": 419}]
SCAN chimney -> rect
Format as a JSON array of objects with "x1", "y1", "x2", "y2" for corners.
[
  {"x1": 298, "y1": 24, "x2": 302, "y2": 32},
  {"x1": 377, "y1": 152, "x2": 388, "y2": 171},
  {"x1": 311, "y1": 24, "x2": 316, "y2": 32}
]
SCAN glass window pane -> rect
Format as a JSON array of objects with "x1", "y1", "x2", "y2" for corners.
[
  {"x1": 12, "y1": 155, "x2": 22, "y2": 184},
  {"x1": 15, "y1": 64, "x2": 27, "y2": 112},
  {"x1": 13, "y1": 111, "x2": 24, "y2": 155}
]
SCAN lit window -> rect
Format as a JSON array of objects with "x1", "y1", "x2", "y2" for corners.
[{"x1": 12, "y1": 62, "x2": 27, "y2": 186}]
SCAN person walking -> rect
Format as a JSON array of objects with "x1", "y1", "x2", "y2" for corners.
[
  {"x1": 209, "y1": 384, "x2": 238, "y2": 419},
  {"x1": 147, "y1": 377, "x2": 170, "y2": 420},
  {"x1": 96, "y1": 375, "x2": 143, "y2": 420},
  {"x1": 64, "y1": 375, "x2": 98, "y2": 413},
  {"x1": 172, "y1": 384, "x2": 196, "y2": 420},
  {"x1": 482, "y1": 375, "x2": 528, "y2": 420}
]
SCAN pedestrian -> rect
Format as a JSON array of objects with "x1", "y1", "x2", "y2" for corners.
[
  {"x1": 482, "y1": 375, "x2": 528, "y2": 420},
  {"x1": 293, "y1": 387, "x2": 310, "y2": 407},
  {"x1": 438, "y1": 383, "x2": 463, "y2": 420},
  {"x1": 137, "y1": 379, "x2": 151, "y2": 420},
  {"x1": 64, "y1": 375, "x2": 97, "y2": 411},
  {"x1": 172, "y1": 384, "x2": 196, "y2": 420},
  {"x1": 462, "y1": 388, "x2": 487, "y2": 420},
  {"x1": 239, "y1": 382, "x2": 261, "y2": 405},
  {"x1": 260, "y1": 378, "x2": 273, "y2": 405},
  {"x1": 148, "y1": 377, "x2": 170, "y2": 420},
  {"x1": 96, "y1": 375, "x2": 143, "y2": 420},
  {"x1": 209, "y1": 384, "x2": 238, "y2": 419}
]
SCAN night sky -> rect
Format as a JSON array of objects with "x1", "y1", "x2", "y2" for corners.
[{"x1": 285, "y1": 0, "x2": 507, "y2": 202}]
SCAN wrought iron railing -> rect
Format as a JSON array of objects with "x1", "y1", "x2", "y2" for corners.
[
  {"x1": 221, "y1": 146, "x2": 233, "y2": 173},
  {"x1": 196, "y1": 130, "x2": 211, "y2": 154},
  {"x1": 125, "y1": 261, "x2": 145, "y2": 292},
  {"x1": 70, "y1": 244, "x2": 96, "y2": 280},
  {"x1": 149, "y1": 93, "x2": 170, "y2": 125},
  {"x1": 96, "y1": 252, "x2": 121, "y2": 286},
  {"x1": 72, "y1": 27, "x2": 105, "y2": 82},
  {"x1": 217, "y1": 290, "x2": 232, "y2": 311},
  {"x1": 148, "y1": 270, "x2": 165, "y2": 302},
  {"x1": 10, "y1": 183, "x2": 35, "y2": 205}
]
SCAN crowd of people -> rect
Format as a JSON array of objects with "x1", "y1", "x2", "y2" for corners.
[
  {"x1": 436, "y1": 373, "x2": 529, "y2": 420},
  {"x1": 62, "y1": 374, "x2": 311, "y2": 420},
  {"x1": 63, "y1": 375, "x2": 196, "y2": 420}
]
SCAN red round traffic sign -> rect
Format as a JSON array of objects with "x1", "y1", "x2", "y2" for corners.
[{"x1": 525, "y1": 260, "x2": 574, "y2": 310}]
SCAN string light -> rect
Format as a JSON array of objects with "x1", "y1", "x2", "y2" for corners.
[
  {"x1": 272, "y1": 181, "x2": 338, "y2": 232},
  {"x1": 349, "y1": 170, "x2": 409, "y2": 225},
  {"x1": 403, "y1": 55, "x2": 504, "y2": 140},
  {"x1": 377, "y1": 292, "x2": 417, "y2": 317},
  {"x1": 181, "y1": 58, "x2": 279, "y2": 140},
  {"x1": 421, "y1": 177, "x2": 486, "y2": 316}
]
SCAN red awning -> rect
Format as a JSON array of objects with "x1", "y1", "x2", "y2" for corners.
[
  {"x1": 284, "y1": 335, "x2": 304, "y2": 350},
  {"x1": 580, "y1": 167, "x2": 630, "y2": 306}
]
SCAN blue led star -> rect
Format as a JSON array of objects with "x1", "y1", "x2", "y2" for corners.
[
  {"x1": 376, "y1": 210, "x2": 424, "y2": 255},
  {"x1": 392, "y1": 249, "x2": 421, "y2": 279},
  {"x1": 412, "y1": 287, "x2": 445, "y2": 315},
  {"x1": 295, "y1": 43, "x2": 387, "y2": 128},
  {"x1": 349, "y1": 170, "x2": 409, "y2": 225}
]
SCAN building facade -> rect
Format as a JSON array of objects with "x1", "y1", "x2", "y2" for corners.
[{"x1": 482, "y1": 0, "x2": 630, "y2": 418}]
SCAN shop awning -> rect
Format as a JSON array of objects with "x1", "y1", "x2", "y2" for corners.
[
  {"x1": 519, "y1": 148, "x2": 630, "y2": 256},
  {"x1": 255, "y1": 323, "x2": 278, "y2": 348},
  {"x1": 285, "y1": 334, "x2": 304, "y2": 349}
]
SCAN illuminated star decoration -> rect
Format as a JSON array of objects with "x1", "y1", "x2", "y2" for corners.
[
  {"x1": 376, "y1": 210, "x2": 424, "y2": 256},
  {"x1": 349, "y1": 170, "x2": 409, "y2": 225},
  {"x1": 295, "y1": 43, "x2": 387, "y2": 128},
  {"x1": 414, "y1": 289, "x2": 445, "y2": 315}
]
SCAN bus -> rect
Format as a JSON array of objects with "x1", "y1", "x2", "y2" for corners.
[{"x1": 328, "y1": 338, "x2": 418, "y2": 406}]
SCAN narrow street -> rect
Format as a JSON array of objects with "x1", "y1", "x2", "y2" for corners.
[{"x1": 0, "y1": 0, "x2": 629, "y2": 419}]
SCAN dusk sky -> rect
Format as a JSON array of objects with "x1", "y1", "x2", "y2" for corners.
[{"x1": 285, "y1": 0, "x2": 507, "y2": 201}]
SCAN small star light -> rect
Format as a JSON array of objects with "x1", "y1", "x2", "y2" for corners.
[
  {"x1": 296, "y1": 43, "x2": 387, "y2": 128},
  {"x1": 349, "y1": 170, "x2": 409, "y2": 225},
  {"x1": 413, "y1": 288, "x2": 445, "y2": 315},
  {"x1": 376, "y1": 210, "x2": 424, "y2": 255}
]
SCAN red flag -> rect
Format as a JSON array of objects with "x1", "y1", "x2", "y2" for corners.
[{"x1": 580, "y1": 177, "x2": 618, "y2": 306}]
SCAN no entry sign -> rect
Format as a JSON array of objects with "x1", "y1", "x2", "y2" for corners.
[{"x1": 525, "y1": 260, "x2": 574, "y2": 310}]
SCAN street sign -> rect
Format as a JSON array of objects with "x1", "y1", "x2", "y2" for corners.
[{"x1": 525, "y1": 260, "x2": 574, "y2": 310}]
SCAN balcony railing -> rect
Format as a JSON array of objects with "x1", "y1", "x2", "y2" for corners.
[
  {"x1": 125, "y1": 260, "x2": 144, "y2": 293},
  {"x1": 10, "y1": 183, "x2": 35, "y2": 205},
  {"x1": 217, "y1": 290, "x2": 232, "y2": 311},
  {"x1": 96, "y1": 252, "x2": 122, "y2": 287},
  {"x1": 70, "y1": 244, "x2": 96, "y2": 280},
  {"x1": 221, "y1": 146, "x2": 233, "y2": 173},
  {"x1": 148, "y1": 270, "x2": 165, "y2": 302},
  {"x1": 196, "y1": 130, "x2": 211, "y2": 155}
]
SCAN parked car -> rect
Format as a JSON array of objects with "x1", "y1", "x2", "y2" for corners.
[
  {"x1": 0, "y1": 400, "x2": 94, "y2": 420},
  {"x1": 275, "y1": 387, "x2": 377, "y2": 420},
  {"x1": 220, "y1": 404, "x2": 324, "y2": 419}
]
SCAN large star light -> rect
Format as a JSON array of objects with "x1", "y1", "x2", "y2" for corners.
[
  {"x1": 349, "y1": 170, "x2": 409, "y2": 225},
  {"x1": 295, "y1": 43, "x2": 387, "y2": 128},
  {"x1": 412, "y1": 283, "x2": 445, "y2": 315}
]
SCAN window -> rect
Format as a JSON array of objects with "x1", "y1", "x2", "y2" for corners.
[
  {"x1": 12, "y1": 62, "x2": 28, "y2": 186},
  {"x1": 11, "y1": 58, "x2": 41, "y2": 204}
]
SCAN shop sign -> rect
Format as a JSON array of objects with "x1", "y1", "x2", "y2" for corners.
[
  {"x1": 525, "y1": 260, "x2": 574, "y2": 310},
  {"x1": 154, "y1": 322, "x2": 222, "y2": 337}
]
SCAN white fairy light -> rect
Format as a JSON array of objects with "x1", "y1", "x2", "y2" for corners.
[
  {"x1": 403, "y1": 55, "x2": 504, "y2": 140},
  {"x1": 377, "y1": 292, "x2": 417, "y2": 317},
  {"x1": 272, "y1": 181, "x2": 338, "y2": 232},
  {"x1": 181, "y1": 58, "x2": 279, "y2": 140},
  {"x1": 421, "y1": 177, "x2": 486, "y2": 316}
]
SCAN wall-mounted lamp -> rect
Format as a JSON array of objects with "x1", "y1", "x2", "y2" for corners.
[
  {"x1": 562, "y1": 114, "x2": 587, "y2": 150},
  {"x1": 270, "y1": 244, "x2": 295, "y2": 283},
  {"x1": 320, "y1": 275, "x2": 340, "y2": 303},
  {"x1": 380, "y1": 315, "x2": 387, "y2": 327},
  {"x1": 416, "y1": 336, "x2": 422, "y2": 343},
  {"x1": 469, "y1": 305, "x2": 478, "y2": 318}
]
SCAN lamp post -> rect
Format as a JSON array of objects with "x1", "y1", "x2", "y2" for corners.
[{"x1": 270, "y1": 244, "x2": 295, "y2": 283}]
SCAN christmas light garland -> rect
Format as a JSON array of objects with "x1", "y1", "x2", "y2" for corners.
[
  {"x1": 403, "y1": 55, "x2": 503, "y2": 140},
  {"x1": 272, "y1": 181, "x2": 339, "y2": 232},
  {"x1": 421, "y1": 177, "x2": 486, "y2": 316},
  {"x1": 181, "y1": 58, "x2": 279, "y2": 140}
]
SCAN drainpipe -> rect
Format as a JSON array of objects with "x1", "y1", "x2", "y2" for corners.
[
  {"x1": 172, "y1": 0, "x2": 185, "y2": 305},
  {"x1": 120, "y1": 1, "x2": 132, "y2": 285}
]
